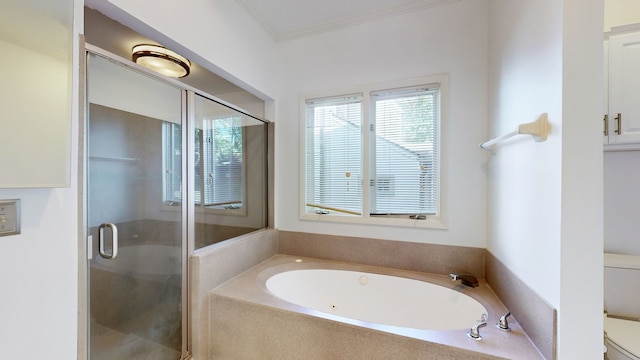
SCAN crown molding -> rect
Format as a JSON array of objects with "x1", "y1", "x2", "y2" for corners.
[{"x1": 234, "y1": 0, "x2": 281, "y2": 40}]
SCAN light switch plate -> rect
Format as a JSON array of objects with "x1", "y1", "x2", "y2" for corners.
[{"x1": 0, "y1": 199, "x2": 20, "y2": 237}]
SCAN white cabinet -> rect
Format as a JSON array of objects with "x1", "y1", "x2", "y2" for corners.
[
  {"x1": 0, "y1": 0, "x2": 74, "y2": 187},
  {"x1": 606, "y1": 28, "x2": 640, "y2": 149}
]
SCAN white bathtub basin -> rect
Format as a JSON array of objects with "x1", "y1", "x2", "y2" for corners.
[{"x1": 266, "y1": 269, "x2": 487, "y2": 331}]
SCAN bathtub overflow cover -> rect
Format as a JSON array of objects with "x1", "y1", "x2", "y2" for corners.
[{"x1": 359, "y1": 275, "x2": 368, "y2": 285}]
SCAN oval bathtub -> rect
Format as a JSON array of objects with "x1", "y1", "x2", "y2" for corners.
[{"x1": 266, "y1": 269, "x2": 487, "y2": 330}]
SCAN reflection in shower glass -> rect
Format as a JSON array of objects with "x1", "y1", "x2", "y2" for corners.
[
  {"x1": 87, "y1": 48, "x2": 271, "y2": 360},
  {"x1": 87, "y1": 53, "x2": 184, "y2": 360},
  {"x1": 191, "y1": 94, "x2": 269, "y2": 249}
]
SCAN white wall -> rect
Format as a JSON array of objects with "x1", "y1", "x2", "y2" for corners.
[
  {"x1": 605, "y1": 0, "x2": 640, "y2": 31},
  {"x1": 604, "y1": 151, "x2": 640, "y2": 255},
  {"x1": 0, "y1": 38, "x2": 71, "y2": 187},
  {"x1": 0, "y1": 0, "x2": 81, "y2": 357},
  {"x1": 0, "y1": 188, "x2": 79, "y2": 359},
  {"x1": 86, "y1": 0, "x2": 280, "y2": 102},
  {"x1": 487, "y1": 0, "x2": 563, "y2": 312},
  {"x1": 559, "y1": 1, "x2": 604, "y2": 358},
  {"x1": 277, "y1": 0, "x2": 489, "y2": 247},
  {"x1": 487, "y1": 0, "x2": 603, "y2": 358}
]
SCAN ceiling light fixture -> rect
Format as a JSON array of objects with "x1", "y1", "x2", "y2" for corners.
[{"x1": 132, "y1": 44, "x2": 191, "y2": 78}]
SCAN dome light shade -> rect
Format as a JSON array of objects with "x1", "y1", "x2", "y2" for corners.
[{"x1": 132, "y1": 44, "x2": 191, "y2": 78}]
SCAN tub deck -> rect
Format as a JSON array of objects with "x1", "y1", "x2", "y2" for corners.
[{"x1": 207, "y1": 255, "x2": 545, "y2": 360}]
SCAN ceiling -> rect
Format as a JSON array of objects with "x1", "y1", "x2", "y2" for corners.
[{"x1": 236, "y1": 0, "x2": 458, "y2": 41}]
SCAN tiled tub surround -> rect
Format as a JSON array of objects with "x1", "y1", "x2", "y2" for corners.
[
  {"x1": 208, "y1": 255, "x2": 545, "y2": 359},
  {"x1": 278, "y1": 231, "x2": 485, "y2": 277},
  {"x1": 486, "y1": 251, "x2": 557, "y2": 360},
  {"x1": 190, "y1": 229, "x2": 278, "y2": 360},
  {"x1": 278, "y1": 231, "x2": 556, "y2": 359},
  {"x1": 190, "y1": 230, "x2": 556, "y2": 359},
  {"x1": 195, "y1": 222, "x2": 262, "y2": 249}
]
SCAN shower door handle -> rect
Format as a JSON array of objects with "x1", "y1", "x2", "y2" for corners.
[{"x1": 98, "y1": 223, "x2": 119, "y2": 259}]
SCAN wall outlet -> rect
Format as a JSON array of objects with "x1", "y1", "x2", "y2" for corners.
[{"x1": 0, "y1": 199, "x2": 20, "y2": 237}]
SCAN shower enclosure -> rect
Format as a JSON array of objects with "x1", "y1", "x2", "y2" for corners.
[{"x1": 85, "y1": 47, "x2": 269, "y2": 359}]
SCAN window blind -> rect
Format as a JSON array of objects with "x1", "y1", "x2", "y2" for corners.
[
  {"x1": 162, "y1": 118, "x2": 243, "y2": 208},
  {"x1": 202, "y1": 116, "x2": 243, "y2": 207},
  {"x1": 162, "y1": 122, "x2": 182, "y2": 203},
  {"x1": 305, "y1": 94, "x2": 363, "y2": 216},
  {"x1": 370, "y1": 85, "x2": 440, "y2": 215}
]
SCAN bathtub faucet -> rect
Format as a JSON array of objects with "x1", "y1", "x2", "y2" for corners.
[
  {"x1": 449, "y1": 273, "x2": 479, "y2": 288},
  {"x1": 468, "y1": 313, "x2": 488, "y2": 340}
]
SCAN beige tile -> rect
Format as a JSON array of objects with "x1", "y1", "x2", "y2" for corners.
[
  {"x1": 485, "y1": 250, "x2": 556, "y2": 360},
  {"x1": 208, "y1": 255, "x2": 545, "y2": 360},
  {"x1": 210, "y1": 290, "x2": 505, "y2": 360},
  {"x1": 192, "y1": 230, "x2": 553, "y2": 360},
  {"x1": 190, "y1": 229, "x2": 278, "y2": 359},
  {"x1": 278, "y1": 230, "x2": 485, "y2": 278}
]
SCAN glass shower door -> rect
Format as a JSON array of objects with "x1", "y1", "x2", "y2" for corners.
[{"x1": 86, "y1": 52, "x2": 186, "y2": 360}]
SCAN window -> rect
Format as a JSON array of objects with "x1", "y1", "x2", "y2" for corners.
[
  {"x1": 198, "y1": 116, "x2": 244, "y2": 209},
  {"x1": 163, "y1": 122, "x2": 182, "y2": 204},
  {"x1": 162, "y1": 116, "x2": 245, "y2": 210},
  {"x1": 370, "y1": 86, "x2": 439, "y2": 216},
  {"x1": 305, "y1": 95, "x2": 363, "y2": 216},
  {"x1": 303, "y1": 76, "x2": 445, "y2": 227}
]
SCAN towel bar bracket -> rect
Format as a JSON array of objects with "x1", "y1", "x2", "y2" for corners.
[{"x1": 480, "y1": 113, "x2": 549, "y2": 150}]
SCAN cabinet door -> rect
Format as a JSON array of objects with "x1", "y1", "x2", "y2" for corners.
[
  {"x1": 609, "y1": 31, "x2": 640, "y2": 144},
  {"x1": 0, "y1": 0, "x2": 73, "y2": 187}
]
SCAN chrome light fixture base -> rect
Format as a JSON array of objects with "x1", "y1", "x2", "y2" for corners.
[{"x1": 132, "y1": 44, "x2": 191, "y2": 78}]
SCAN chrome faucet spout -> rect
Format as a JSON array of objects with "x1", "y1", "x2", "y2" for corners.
[{"x1": 449, "y1": 273, "x2": 479, "y2": 288}]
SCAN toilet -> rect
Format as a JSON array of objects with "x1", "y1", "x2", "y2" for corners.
[{"x1": 604, "y1": 253, "x2": 640, "y2": 360}]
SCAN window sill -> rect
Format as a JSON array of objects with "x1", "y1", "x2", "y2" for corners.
[{"x1": 299, "y1": 212, "x2": 447, "y2": 230}]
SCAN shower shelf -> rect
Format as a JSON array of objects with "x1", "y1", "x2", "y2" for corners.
[{"x1": 89, "y1": 156, "x2": 139, "y2": 162}]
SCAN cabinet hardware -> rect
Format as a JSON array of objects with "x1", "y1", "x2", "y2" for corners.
[
  {"x1": 615, "y1": 113, "x2": 622, "y2": 135},
  {"x1": 604, "y1": 114, "x2": 608, "y2": 136}
]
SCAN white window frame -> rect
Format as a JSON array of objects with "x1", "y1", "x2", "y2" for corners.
[
  {"x1": 162, "y1": 121, "x2": 183, "y2": 205},
  {"x1": 162, "y1": 119, "x2": 248, "y2": 217},
  {"x1": 299, "y1": 74, "x2": 448, "y2": 229},
  {"x1": 196, "y1": 115, "x2": 248, "y2": 216}
]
